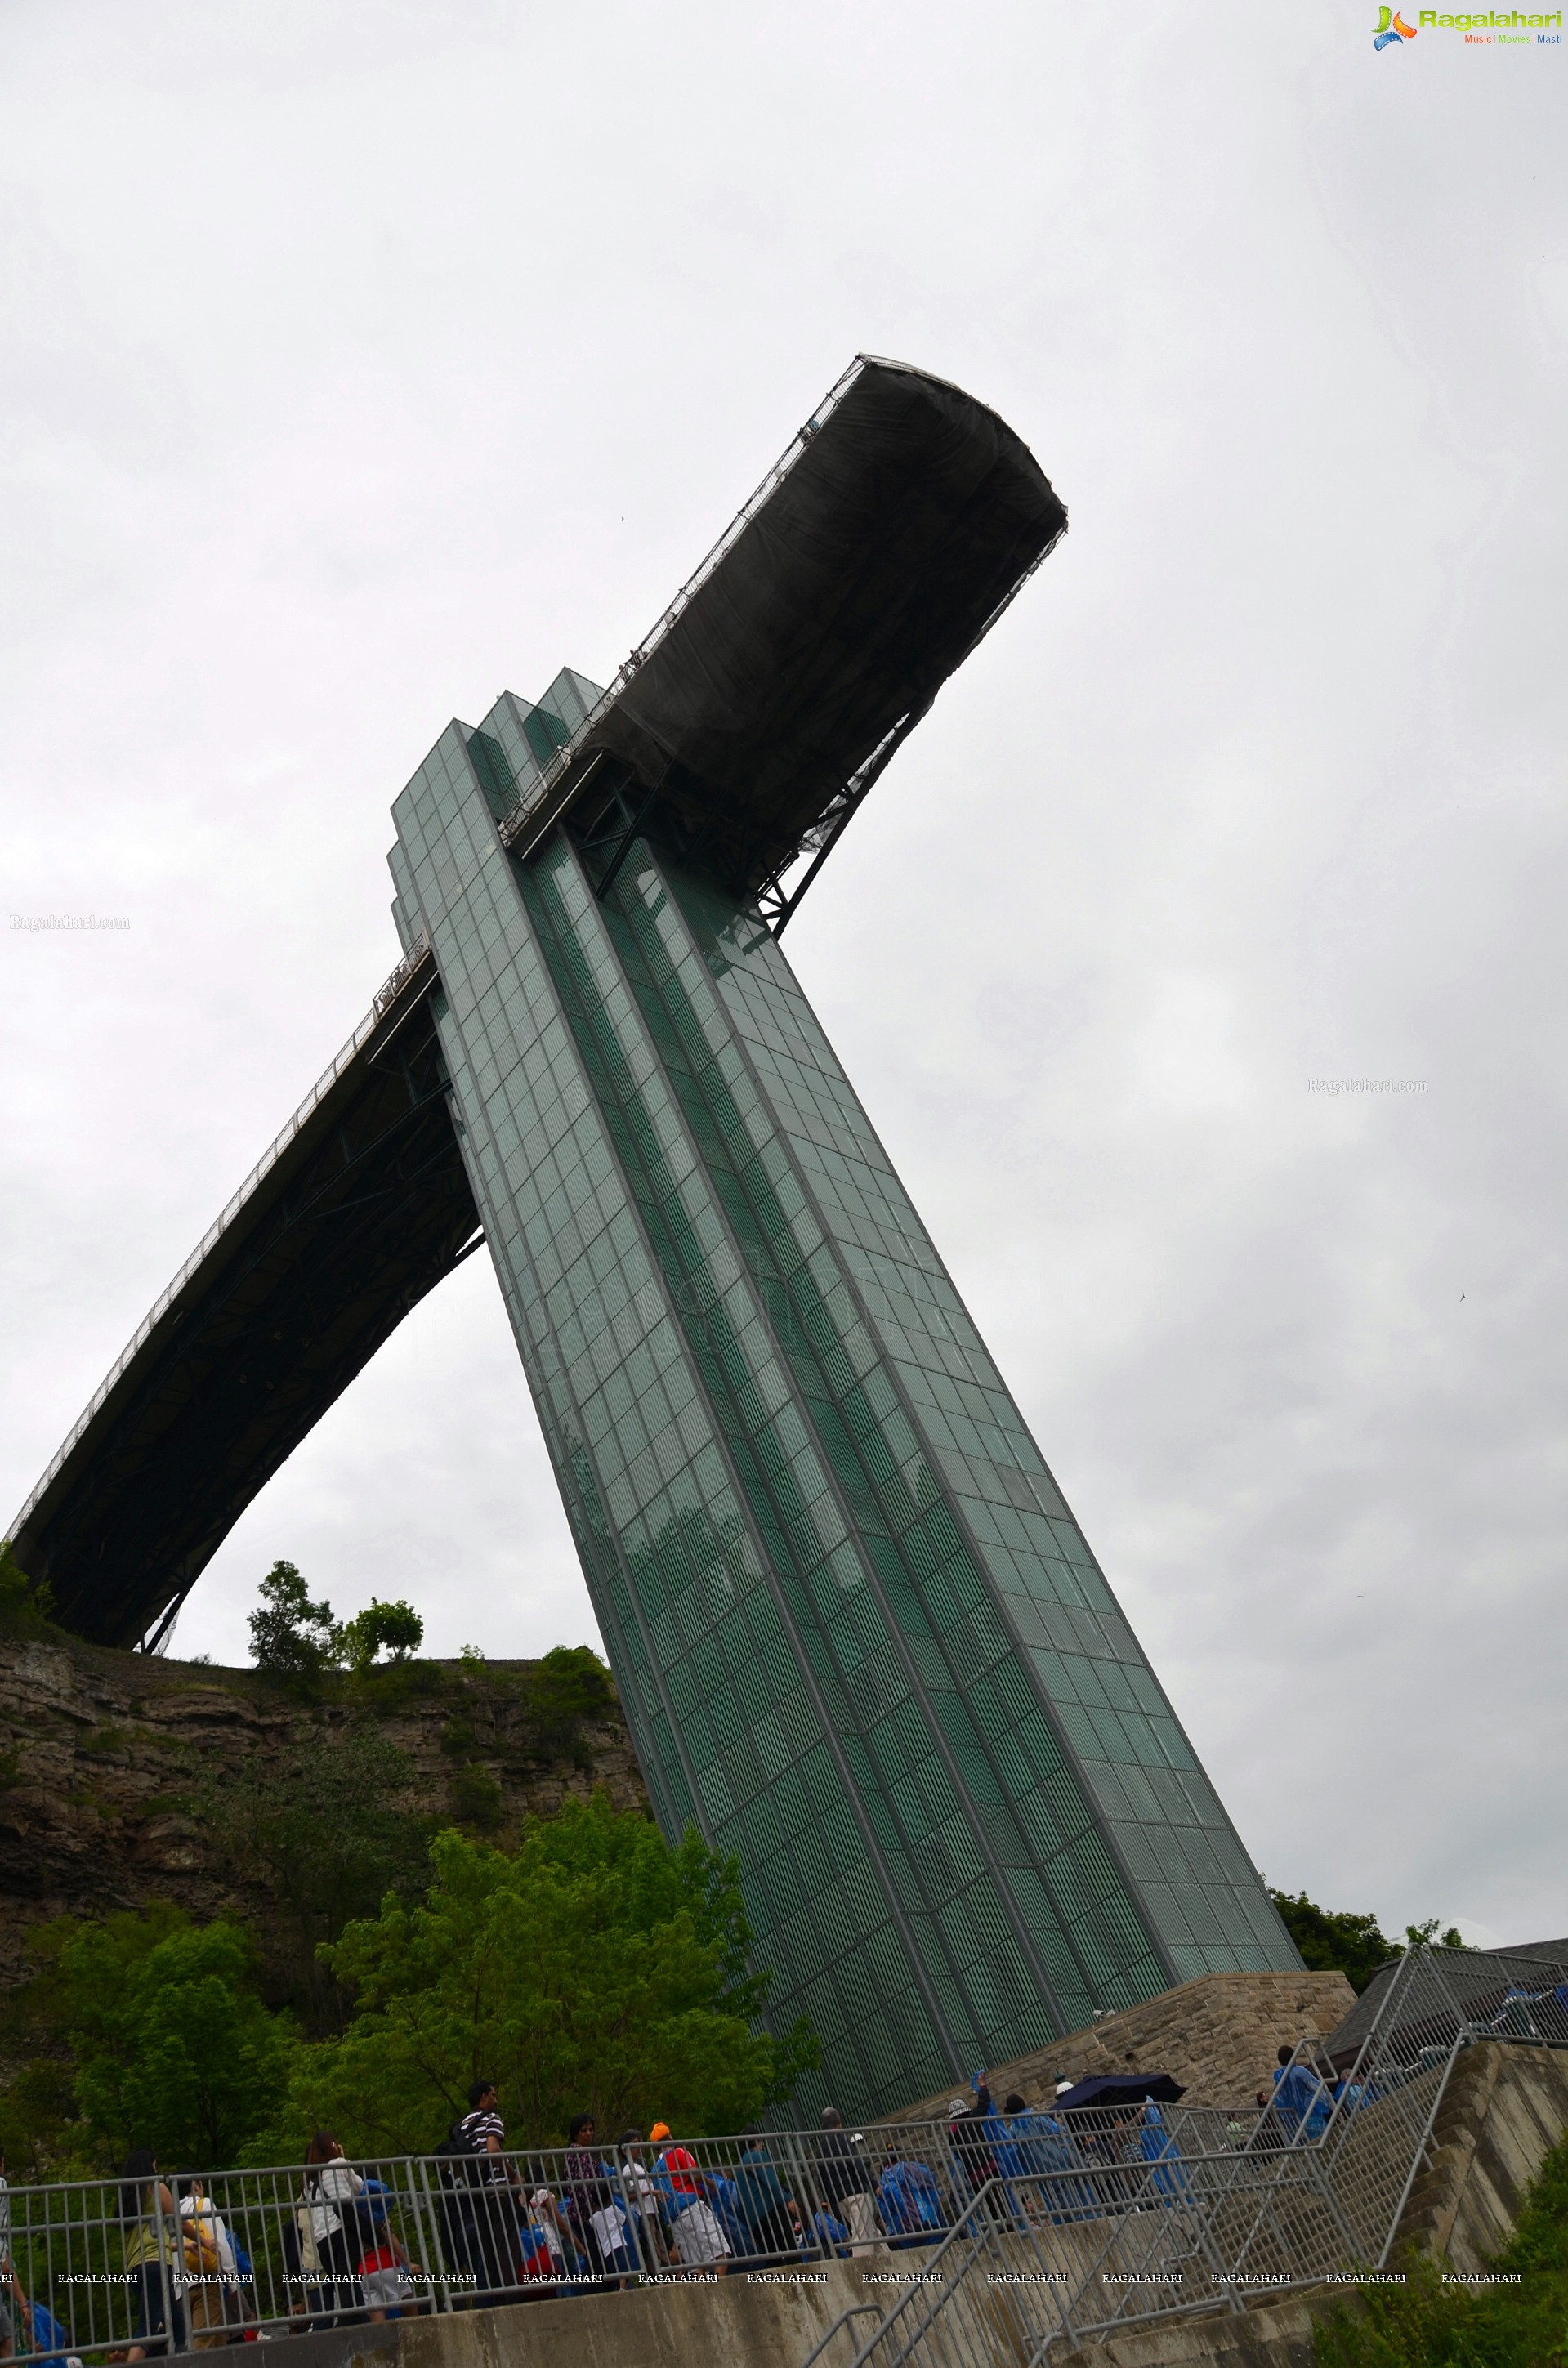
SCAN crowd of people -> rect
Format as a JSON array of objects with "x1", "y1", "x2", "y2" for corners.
[
  {"x1": 0, "y1": 2043, "x2": 1360, "y2": 2358},
  {"x1": 1255, "y1": 2044, "x2": 1373, "y2": 2143},
  {"x1": 95, "y1": 2071, "x2": 1200, "y2": 2350}
]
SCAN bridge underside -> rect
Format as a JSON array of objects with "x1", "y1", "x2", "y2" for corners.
[{"x1": 11, "y1": 964, "x2": 479, "y2": 1647}]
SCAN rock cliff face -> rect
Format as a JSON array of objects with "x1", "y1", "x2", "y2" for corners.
[{"x1": 0, "y1": 1634, "x2": 650, "y2": 1996}]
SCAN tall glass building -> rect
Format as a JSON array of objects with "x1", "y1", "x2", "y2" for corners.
[
  {"x1": 15, "y1": 358, "x2": 1298, "y2": 2119},
  {"x1": 379, "y1": 368, "x2": 1297, "y2": 2118}
]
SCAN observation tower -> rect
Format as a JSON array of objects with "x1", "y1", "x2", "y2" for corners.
[{"x1": 12, "y1": 358, "x2": 1300, "y2": 2117}]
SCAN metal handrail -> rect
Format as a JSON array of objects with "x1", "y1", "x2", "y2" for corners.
[
  {"x1": 820, "y1": 1944, "x2": 1568, "y2": 2365},
  {"x1": 800, "y1": 2303, "x2": 887, "y2": 2368},
  {"x1": 494, "y1": 357, "x2": 873, "y2": 863}
]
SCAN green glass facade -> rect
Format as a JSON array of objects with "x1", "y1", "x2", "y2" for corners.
[{"x1": 388, "y1": 673, "x2": 1298, "y2": 2121}]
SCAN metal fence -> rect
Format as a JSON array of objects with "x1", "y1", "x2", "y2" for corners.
[
  {"x1": 0, "y1": 2098, "x2": 1253, "y2": 2363},
  {"x1": 2, "y1": 1947, "x2": 1562, "y2": 2366},
  {"x1": 808, "y1": 1941, "x2": 1568, "y2": 2368}
]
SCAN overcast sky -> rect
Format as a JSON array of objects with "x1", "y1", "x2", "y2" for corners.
[{"x1": 2, "y1": 1, "x2": 1564, "y2": 1955}]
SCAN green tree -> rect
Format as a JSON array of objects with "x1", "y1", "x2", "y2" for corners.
[
  {"x1": 340, "y1": 1597, "x2": 425, "y2": 1674},
  {"x1": 1271, "y1": 1891, "x2": 1395, "y2": 1992},
  {"x1": 1403, "y1": 1917, "x2": 1465, "y2": 1952},
  {"x1": 449, "y1": 1764, "x2": 503, "y2": 1830},
  {"x1": 46, "y1": 1907, "x2": 293, "y2": 2168},
  {"x1": 276, "y1": 1798, "x2": 816, "y2": 2152},
  {"x1": 247, "y1": 1560, "x2": 340, "y2": 1680},
  {"x1": 199, "y1": 1732, "x2": 430, "y2": 2028},
  {"x1": 518, "y1": 1643, "x2": 615, "y2": 1763},
  {"x1": 1271, "y1": 1891, "x2": 1464, "y2": 1994},
  {"x1": 0, "y1": 1538, "x2": 55, "y2": 1635}
]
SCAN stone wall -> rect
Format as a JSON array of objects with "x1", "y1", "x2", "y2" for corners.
[
  {"x1": 880, "y1": 1968, "x2": 1358, "y2": 2122},
  {"x1": 1396, "y1": 2036, "x2": 1568, "y2": 2274},
  {"x1": 141, "y1": 2262, "x2": 873, "y2": 2368}
]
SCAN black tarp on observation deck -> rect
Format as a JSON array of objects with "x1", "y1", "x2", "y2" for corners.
[{"x1": 552, "y1": 357, "x2": 1066, "y2": 905}]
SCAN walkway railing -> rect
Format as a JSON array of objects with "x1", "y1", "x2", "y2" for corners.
[
  {"x1": 0, "y1": 2098, "x2": 1253, "y2": 2362},
  {"x1": 2, "y1": 1947, "x2": 1561, "y2": 2366},
  {"x1": 811, "y1": 1942, "x2": 1568, "y2": 2368},
  {"x1": 8, "y1": 927, "x2": 434, "y2": 1568}
]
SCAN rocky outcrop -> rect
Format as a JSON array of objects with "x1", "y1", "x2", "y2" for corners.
[{"x1": 0, "y1": 1634, "x2": 650, "y2": 1995}]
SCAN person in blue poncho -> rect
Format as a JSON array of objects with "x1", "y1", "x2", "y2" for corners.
[
  {"x1": 1135, "y1": 2101, "x2": 1189, "y2": 2201},
  {"x1": 1021, "y1": 2089, "x2": 1101, "y2": 2223},
  {"x1": 875, "y1": 2152, "x2": 946, "y2": 2245},
  {"x1": 1267, "y1": 2048, "x2": 1333, "y2": 2142},
  {"x1": 968, "y1": 2080, "x2": 1101, "y2": 2227},
  {"x1": 0, "y1": 2260, "x2": 77, "y2": 2368},
  {"x1": 982, "y1": 2091, "x2": 1053, "y2": 2228}
]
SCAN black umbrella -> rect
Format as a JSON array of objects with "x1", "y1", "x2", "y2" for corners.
[{"x1": 1053, "y1": 2073, "x2": 1186, "y2": 2111}]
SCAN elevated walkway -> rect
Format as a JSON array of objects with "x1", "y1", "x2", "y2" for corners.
[
  {"x1": 8, "y1": 940, "x2": 478, "y2": 1646},
  {"x1": 820, "y1": 1940, "x2": 1568, "y2": 2367}
]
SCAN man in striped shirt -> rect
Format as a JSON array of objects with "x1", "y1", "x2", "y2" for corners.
[{"x1": 450, "y1": 2081, "x2": 522, "y2": 2299}]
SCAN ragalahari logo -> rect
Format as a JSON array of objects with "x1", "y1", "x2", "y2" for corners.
[{"x1": 1374, "y1": 4, "x2": 1418, "y2": 42}]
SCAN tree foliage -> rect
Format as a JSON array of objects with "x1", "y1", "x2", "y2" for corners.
[
  {"x1": 39, "y1": 1906, "x2": 293, "y2": 2169},
  {"x1": 199, "y1": 1731, "x2": 431, "y2": 2027},
  {"x1": 1314, "y1": 2126, "x2": 1568, "y2": 2366},
  {"x1": 1271, "y1": 1891, "x2": 1464, "y2": 1994},
  {"x1": 247, "y1": 1559, "x2": 339, "y2": 1680},
  {"x1": 518, "y1": 1643, "x2": 615, "y2": 1760},
  {"x1": 0, "y1": 1538, "x2": 55, "y2": 1636},
  {"x1": 1403, "y1": 1916, "x2": 1466, "y2": 1952},
  {"x1": 340, "y1": 1597, "x2": 424, "y2": 1673},
  {"x1": 247, "y1": 1564, "x2": 427, "y2": 1688},
  {"x1": 275, "y1": 1798, "x2": 817, "y2": 2153}
]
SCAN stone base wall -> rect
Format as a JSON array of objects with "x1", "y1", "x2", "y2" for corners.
[
  {"x1": 1396, "y1": 2037, "x2": 1568, "y2": 2273},
  {"x1": 879, "y1": 1968, "x2": 1358, "y2": 2122}
]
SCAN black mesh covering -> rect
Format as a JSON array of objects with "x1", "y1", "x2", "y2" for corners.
[{"x1": 575, "y1": 360, "x2": 1065, "y2": 899}]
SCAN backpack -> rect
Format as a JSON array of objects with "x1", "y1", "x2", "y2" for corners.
[
  {"x1": 25, "y1": 2302, "x2": 76, "y2": 2368},
  {"x1": 181, "y1": 2215, "x2": 221, "y2": 2277},
  {"x1": 436, "y1": 2115, "x2": 490, "y2": 2192}
]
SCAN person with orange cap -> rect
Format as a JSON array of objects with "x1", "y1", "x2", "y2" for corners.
[{"x1": 650, "y1": 2125, "x2": 730, "y2": 2273}]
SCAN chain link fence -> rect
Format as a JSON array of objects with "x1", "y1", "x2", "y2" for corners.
[{"x1": 0, "y1": 2098, "x2": 1249, "y2": 2361}]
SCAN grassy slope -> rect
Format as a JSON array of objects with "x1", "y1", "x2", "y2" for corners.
[{"x1": 1315, "y1": 2130, "x2": 1568, "y2": 2368}]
